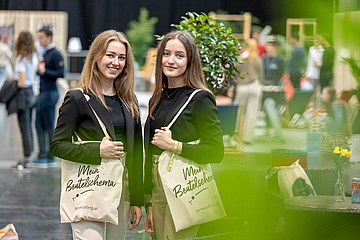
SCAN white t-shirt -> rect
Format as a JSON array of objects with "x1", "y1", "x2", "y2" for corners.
[{"x1": 14, "y1": 53, "x2": 38, "y2": 88}]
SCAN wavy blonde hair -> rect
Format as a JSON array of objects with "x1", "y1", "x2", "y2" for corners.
[
  {"x1": 246, "y1": 38, "x2": 258, "y2": 63},
  {"x1": 149, "y1": 30, "x2": 210, "y2": 119},
  {"x1": 78, "y1": 30, "x2": 139, "y2": 119}
]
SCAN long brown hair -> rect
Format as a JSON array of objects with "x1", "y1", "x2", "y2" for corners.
[
  {"x1": 149, "y1": 30, "x2": 210, "y2": 119},
  {"x1": 15, "y1": 31, "x2": 36, "y2": 60},
  {"x1": 77, "y1": 30, "x2": 139, "y2": 119}
]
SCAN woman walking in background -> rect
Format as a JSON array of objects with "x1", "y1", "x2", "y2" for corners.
[
  {"x1": 234, "y1": 38, "x2": 264, "y2": 144},
  {"x1": 143, "y1": 30, "x2": 224, "y2": 240},
  {"x1": 50, "y1": 30, "x2": 143, "y2": 240},
  {"x1": 13, "y1": 31, "x2": 38, "y2": 170}
]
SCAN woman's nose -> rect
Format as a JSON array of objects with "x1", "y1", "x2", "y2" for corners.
[{"x1": 112, "y1": 57, "x2": 120, "y2": 65}]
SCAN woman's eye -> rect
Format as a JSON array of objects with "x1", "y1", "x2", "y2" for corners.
[
  {"x1": 177, "y1": 54, "x2": 185, "y2": 58},
  {"x1": 119, "y1": 56, "x2": 125, "y2": 60},
  {"x1": 107, "y1": 54, "x2": 114, "y2": 58},
  {"x1": 163, "y1": 52, "x2": 169, "y2": 56}
]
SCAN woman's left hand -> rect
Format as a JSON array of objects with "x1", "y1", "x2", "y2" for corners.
[
  {"x1": 151, "y1": 127, "x2": 174, "y2": 151},
  {"x1": 128, "y1": 206, "x2": 142, "y2": 230}
]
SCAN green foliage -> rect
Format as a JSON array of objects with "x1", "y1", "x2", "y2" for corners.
[
  {"x1": 342, "y1": 57, "x2": 360, "y2": 100},
  {"x1": 170, "y1": 12, "x2": 242, "y2": 92},
  {"x1": 125, "y1": 8, "x2": 158, "y2": 66}
]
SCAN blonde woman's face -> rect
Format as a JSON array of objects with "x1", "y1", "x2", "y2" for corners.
[{"x1": 97, "y1": 40, "x2": 126, "y2": 82}]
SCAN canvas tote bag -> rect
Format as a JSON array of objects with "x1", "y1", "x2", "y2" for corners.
[
  {"x1": 60, "y1": 90, "x2": 124, "y2": 225},
  {"x1": 267, "y1": 160, "x2": 316, "y2": 198},
  {"x1": 157, "y1": 89, "x2": 226, "y2": 232}
]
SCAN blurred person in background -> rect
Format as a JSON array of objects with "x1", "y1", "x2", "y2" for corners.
[
  {"x1": 32, "y1": 28, "x2": 64, "y2": 168},
  {"x1": 319, "y1": 33, "x2": 335, "y2": 90},
  {"x1": 263, "y1": 39, "x2": 285, "y2": 86},
  {"x1": 234, "y1": 38, "x2": 264, "y2": 144},
  {"x1": 12, "y1": 31, "x2": 38, "y2": 170},
  {"x1": 287, "y1": 32, "x2": 305, "y2": 89},
  {"x1": 0, "y1": 34, "x2": 13, "y2": 88},
  {"x1": 305, "y1": 35, "x2": 324, "y2": 92}
]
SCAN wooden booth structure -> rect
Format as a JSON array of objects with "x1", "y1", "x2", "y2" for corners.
[
  {"x1": 286, "y1": 18, "x2": 317, "y2": 57},
  {"x1": 209, "y1": 12, "x2": 252, "y2": 41},
  {"x1": 0, "y1": 11, "x2": 68, "y2": 61}
]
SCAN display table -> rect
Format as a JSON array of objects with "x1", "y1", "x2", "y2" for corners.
[{"x1": 283, "y1": 196, "x2": 360, "y2": 240}]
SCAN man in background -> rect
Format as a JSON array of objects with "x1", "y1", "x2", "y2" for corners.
[
  {"x1": 32, "y1": 28, "x2": 64, "y2": 168},
  {"x1": 287, "y1": 32, "x2": 305, "y2": 88}
]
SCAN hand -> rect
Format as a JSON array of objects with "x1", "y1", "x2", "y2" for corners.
[
  {"x1": 37, "y1": 62, "x2": 45, "y2": 74},
  {"x1": 144, "y1": 207, "x2": 155, "y2": 234},
  {"x1": 151, "y1": 127, "x2": 174, "y2": 151},
  {"x1": 99, "y1": 137, "x2": 124, "y2": 159},
  {"x1": 129, "y1": 206, "x2": 142, "y2": 230}
]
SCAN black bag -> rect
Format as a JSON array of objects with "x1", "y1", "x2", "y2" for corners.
[{"x1": 0, "y1": 80, "x2": 18, "y2": 104}]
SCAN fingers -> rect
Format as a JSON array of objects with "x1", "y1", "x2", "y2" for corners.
[{"x1": 129, "y1": 206, "x2": 142, "y2": 230}]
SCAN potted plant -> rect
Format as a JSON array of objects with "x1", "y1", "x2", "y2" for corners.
[
  {"x1": 160, "y1": 12, "x2": 242, "y2": 93},
  {"x1": 342, "y1": 57, "x2": 360, "y2": 100},
  {"x1": 125, "y1": 8, "x2": 158, "y2": 66}
]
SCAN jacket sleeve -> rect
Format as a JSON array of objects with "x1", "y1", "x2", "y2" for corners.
[
  {"x1": 180, "y1": 92, "x2": 224, "y2": 164},
  {"x1": 43, "y1": 51, "x2": 65, "y2": 79},
  {"x1": 50, "y1": 90, "x2": 102, "y2": 165}
]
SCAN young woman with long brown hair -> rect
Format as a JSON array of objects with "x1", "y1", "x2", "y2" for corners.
[
  {"x1": 50, "y1": 30, "x2": 143, "y2": 240},
  {"x1": 143, "y1": 30, "x2": 224, "y2": 240}
]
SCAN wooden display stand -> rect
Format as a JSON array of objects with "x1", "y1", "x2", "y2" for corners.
[
  {"x1": 209, "y1": 12, "x2": 252, "y2": 41},
  {"x1": 0, "y1": 10, "x2": 68, "y2": 60},
  {"x1": 286, "y1": 18, "x2": 317, "y2": 57}
]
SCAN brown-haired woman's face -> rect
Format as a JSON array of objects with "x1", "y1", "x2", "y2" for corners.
[
  {"x1": 321, "y1": 88, "x2": 330, "y2": 103},
  {"x1": 162, "y1": 39, "x2": 188, "y2": 83},
  {"x1": 97, "y1": 40, "x2": 126, "y2": 82}
]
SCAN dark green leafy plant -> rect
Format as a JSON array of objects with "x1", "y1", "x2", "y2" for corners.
[
  {"x1": 165, "y1": 12, "x2": 242, "y2": 92},
  {"x1": 125, "y1": 8, "x2": 158, "y2": 66},
  {"x1": 342, "y1": 57, "x2": 360, "y2": 100}
]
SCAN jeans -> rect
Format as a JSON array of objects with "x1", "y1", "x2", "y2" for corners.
[
  {"x1": 35, "y1": 89, "x2": 59, "y2": 159},
  {"x1": 17, "y1": 107, "x2": 34, "y2": 158}
]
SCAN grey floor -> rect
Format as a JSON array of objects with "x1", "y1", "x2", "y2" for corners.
[{"x1": 1, "y1": 91, "x2": 358, "y2": 240}]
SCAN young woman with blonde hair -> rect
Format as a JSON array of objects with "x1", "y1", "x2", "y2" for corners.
[
  {"x1": 143, "y1": 30, "x2": 224, "y2": 240},
  {"x1": 234, "y1": 38, "x2": 264, "y2": 144},
  {"x1": 51, "y1": 30, "x2": 143, "y2": 240}
]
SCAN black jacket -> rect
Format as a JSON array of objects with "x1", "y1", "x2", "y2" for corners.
[
  {"x1": 50, "y1": 89, "x2": 143, "y2": 206},
  {"x1": 143, "y1": 88, "x2": 224, "y2": 194}
]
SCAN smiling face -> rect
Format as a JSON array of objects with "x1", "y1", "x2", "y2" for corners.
[
  {"x1": 162, "y1": 39, "x2": 188, "y2": 87},
  {"x1": 97, "y1": 40, "x2": 126, "y2": 83}
]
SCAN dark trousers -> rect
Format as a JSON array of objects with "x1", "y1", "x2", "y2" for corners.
[
  {"x1": 17, "y1": 107, "x2": 34, "y2": 158},
  {"x1": 320, "y1": 71, "x2": 333, "y2": 90},
  {"x1": 35, "y1": 89, "x2": 59, "y2": 159},
  {"x1": 290, "y1": 72, "x2": 302, "y2": 89}
]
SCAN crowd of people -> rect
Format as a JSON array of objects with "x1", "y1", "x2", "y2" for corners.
[{"x1": 0, "y1": 23, "x2": 345, "y2": 240}]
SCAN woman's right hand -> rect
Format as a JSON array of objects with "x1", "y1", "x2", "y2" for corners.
[
  {"x1": 144, "y1": 207, "x2": 155, "y2": 234},
  {"x1": 99, "y1": 137, "x2": 124, "y2": 159}
]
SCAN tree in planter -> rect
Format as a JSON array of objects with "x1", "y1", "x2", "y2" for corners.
[
  {"x1": 125, "y1": 8, "x2": 158, "y2": 66},
  {"x1": 159, "y1": 12, "x2": 242, "y2": 93}
]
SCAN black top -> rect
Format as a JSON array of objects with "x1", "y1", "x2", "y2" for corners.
[
  {"x1": 104, "y1": 95, "x2": 126, "y2": 145},
  {"x1": 50, "y1": 89, "x2": 144, "y2": 206},
  {"x1": 143, "y1": 86, "x2": 224, "y2": 194},
  {"x1": 320, "y1": 46, "x2": 335, "y2": 73},
  {"x1": 150, "y1": 86, "x2": 188, "y2": 155}
]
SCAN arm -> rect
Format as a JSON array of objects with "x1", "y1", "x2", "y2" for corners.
[
  {"x1": 42, "y1": 51, "x2": 65, "y2": 79},
  {"x1": 180, "y1": 92, "x2": 224, "y2": 164},
  {"x1": 15, "y1": 57, "x2": 26, "y2": 88},
  {"x1": 50, "y1": 91, "x2": 102, "y2": 164},
  {"x1": 151, "y1": 92, "x2": 224, "y2": 164}
]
